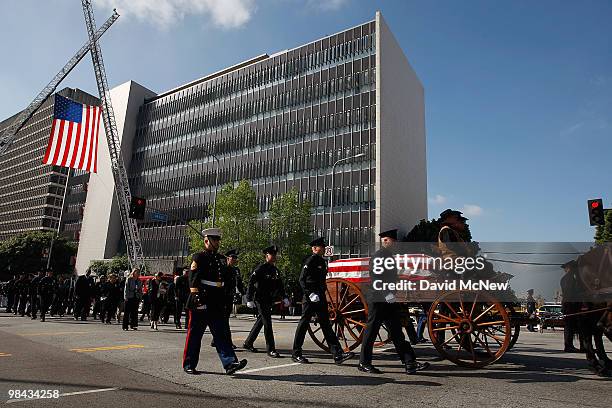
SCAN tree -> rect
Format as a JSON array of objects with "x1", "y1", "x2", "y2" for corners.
[
  {"x1": 88, "y1": 255, "x2": 130, "y2": 276},
  {"x1": 594, "y1": 210, "x2": 612, "y2": 244},
  {"x1": 0, "y1": 231, "x2": 77, "y2": 278},
  {"x1": 186, "y1": 180, "x2": 266, "y2": 284},
  {"x1": 269, "y1": 189, "x2": 313, "y2": 296}
]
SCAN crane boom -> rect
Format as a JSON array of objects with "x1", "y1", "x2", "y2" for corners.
[
  {"x1": 0, "y1": 11, "x2": 119, "y2": 156},
  {"x1": 80, "y1": 0, "x2": 145, "y2": 271}
]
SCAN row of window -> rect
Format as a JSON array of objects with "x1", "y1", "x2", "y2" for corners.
[
  {"x1": 133, "y1": 105, "x2": 375, "y2": 178},
  {"x1": 143, "y1": 30, "x2": 375, "y2": 121},
  {"x1": 134, "y1": 144, "x2": 372, "y2": 198},
  {"x1": 137, "y1": 69, "x2": 375, "y2": 152}
]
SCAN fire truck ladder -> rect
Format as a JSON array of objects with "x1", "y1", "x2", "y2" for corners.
[
  {"x1": 81, "y1": 0, "x2": 145, "y2": 271},
  {"x1": 0, "y1": 10, "x2": 119, "y2": 156}
]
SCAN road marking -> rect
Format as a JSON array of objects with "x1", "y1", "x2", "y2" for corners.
[
  {"x1": 374, "y1": 347, "x2": 393, "y2": 353},
  {"x1": 0, "y1": 352, "x2": 12, "y2": 357},
  {"x1": 238, "y1": 362, "x2": 301, "y2": 374},
  {"x1": 70, "y1": 344, "x2": 145, "y2": 353},
  {"x1": 6, "y1": 388, "x2": 119, "y2": 404},
  {"x1": 19, "y1": 331, "x2": 89, "y2": 337}
]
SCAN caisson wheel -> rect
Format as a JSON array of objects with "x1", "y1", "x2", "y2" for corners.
[{"x1": 428, "y1": 290, "x2": 511, "y2": 368}]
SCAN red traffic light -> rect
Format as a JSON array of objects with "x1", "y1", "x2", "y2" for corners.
[{"x1": 591, "y1": 201, "x2": 600, "y2": 209}]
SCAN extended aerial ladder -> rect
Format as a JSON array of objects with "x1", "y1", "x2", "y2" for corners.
[
  {"x1": 0, "y1": 11, "x2": 119, "y2": 156},
  {"x1": 81, "y1": 0, "x2": 145, "y2": 271}
]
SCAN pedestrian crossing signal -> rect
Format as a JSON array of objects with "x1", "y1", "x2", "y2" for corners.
[
  {"x1": 588, "y1": 198, "x2": 604, "y2": 226},
  {"x1": 129, "y1": 196, "x2": 146, "y2": 220}
]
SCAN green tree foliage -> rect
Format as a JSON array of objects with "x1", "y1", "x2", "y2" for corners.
[
  {"x1": 0, "y1": 231, "x2": 77, "y2": 277},
  {"x1": 88, "y1": 255, "x2": 130, "y2": 276},
  {"x1": 186, "y1": 180, "x2": 266, "y2": 284},
  {"x1": 594, "y1": 210, "x2": 612, "y2": 244},
  {"x1": 269, "y1": 189, "x2": 313, "y2": 296}
]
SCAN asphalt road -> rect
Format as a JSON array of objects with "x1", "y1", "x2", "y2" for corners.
[{"x1": 0, "y1": 311, "x2": 610, "y2": 408}]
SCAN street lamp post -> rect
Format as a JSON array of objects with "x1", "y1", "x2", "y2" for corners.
[
  {"x1": 328, "y1": 153, "x2": 366, "y2": 248},
  {"x1": 209, "y1": 153, "x2": 220, "y2": 227}
]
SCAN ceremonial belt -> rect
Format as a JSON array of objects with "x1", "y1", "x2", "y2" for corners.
[{"x1": 201, "y1": 279, "x2": 224, "y2": 288}]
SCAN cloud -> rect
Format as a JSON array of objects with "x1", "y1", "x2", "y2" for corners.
[
  {"x1": 306, "y1": 0, "x2": 348, "y2": 11},
  {"x1": 559, "y1": 121, "x2": 584, "y2": 137},
  {"x1": 429, "y1": 194, "x2": 447, "y2": 205},
  {"x1": 461, "y1": 204, "x2": 483, "y2": 217},
  {"x1": 97, "y1": 0, "x2": 255, "y2": 29}
]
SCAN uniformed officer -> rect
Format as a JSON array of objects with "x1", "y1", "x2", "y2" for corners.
[
  {"x1": 28, "y1": 271, "x2": 44, "y2": 320},
  {"x1": 14, "y1": 274, "x2": 29, "y2": 316},
  {"x1": 38, "y1": 269, "x2": 57, "y2": 322},
  {"x1": 243, "y1": 245, "x2": 289, "y2": 357},
  {"x1": 358, "y1": 229, "x2": 430, "y2": 375},
  {"x1": 182, "y1": 228, "x2": 247, "y2": 375},
  {"x1": 211, "y1": 249, "x2": 242, "y2": 349},
  {"x1": 226, "y1": 250, "x2": 245, "y2": 317},
  {"x1": 174, "y1": 267, "x2": 190, "y2": 329},
  {"x1": 292, "y1": 237, "x2": 355, "y2": 364}
]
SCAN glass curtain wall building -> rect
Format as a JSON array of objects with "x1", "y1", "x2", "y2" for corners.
[{"x1": 130, "y1": 21, "x2": 377, "y2": 262}]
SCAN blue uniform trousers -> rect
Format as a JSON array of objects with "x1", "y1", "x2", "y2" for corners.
[{"x1": 183, "y1": 309, "x2": 237, "y2": 370}]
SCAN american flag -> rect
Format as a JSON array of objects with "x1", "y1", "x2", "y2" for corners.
[{"x1": 42, "y1": 94, "x2": 102, "y2": 173}]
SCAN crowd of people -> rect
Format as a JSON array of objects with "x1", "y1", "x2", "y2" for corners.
[{"x1": 0, "y1": 265, "x2": 239, "y2": 331}]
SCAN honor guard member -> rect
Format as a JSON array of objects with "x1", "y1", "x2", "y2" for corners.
[
  {"x1": 292, "y1": 237, "x2": 355, "y2": 364},
  {"x1": 38, "y1": 270, "x2": 57, "y2": 322},
  {"x1": 15, "y1": 274, "x2": 29, "y2": 316},
  {"x1": 182, "y1": 228, "x2": 247, "y2": 375},
  {"x1": 243, "y1": 245, "x2": 290, "y2": 357},
  {"x1": 358, "y1": 229, "x2": 430, "y2": 375},
  {"x1": 217, "y1": 250, "x2": 243, "y2": 348},
  {"x1": 28, "y1": 271, "x2": 44, "y2": 320}
]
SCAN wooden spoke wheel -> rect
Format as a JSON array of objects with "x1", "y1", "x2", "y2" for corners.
[
  {"x1": 428, "y1": 290, "x2": 511, "y2": 368},
  {"x1": 307, "y1": 278, "x2": 368, "y2": 352}
]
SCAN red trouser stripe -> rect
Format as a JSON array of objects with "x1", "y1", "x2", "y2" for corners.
[{"x1": 182, "y1": 310, "x2": 193, "y2": 366}]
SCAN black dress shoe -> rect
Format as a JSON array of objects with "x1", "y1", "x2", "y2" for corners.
[
  {"x1": 184, "y1": 367, "x2": 200, "y2": 375},
  {"x1": 358, "y1": 363, "x2": 382, "y2": 374},
  {"x1": 243, "y1": 344, "x2": 257, "y2": 352},
  {"x1": 406, "y1": 361, "x2": 430, "y2": 374},
  {"x1": 564, "y1": 346, "x2": 581, "y2": 353},
  {"x1": 225, "y1": 359, "x2": 247, "y2": 375},
  {"x1": 292, "y1": 355, "x2": 310, "y2": 364},
  {"x1": 334, "y1": 352, "x2": 355, "y2": 365},
  {"x1": 268, "y1": 350, "x2": 281, "y2": 358}
]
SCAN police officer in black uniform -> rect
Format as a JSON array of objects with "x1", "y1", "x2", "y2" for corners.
[
  {"x1": 15, "y1": 274, "x2": 29, "y2": 316},
  {"x1": 226, "y1": 250, "x2": 244, "y2": 317},
  {"x1": 292, "y1": 237, "x2": 355, "y2": 364},
  {"x1": 39, "y1": 269, "x2": 57, "y2": 322},
  {"x1": 182, "y1": 228, "x2": 247, "y2": 375},
  {"x1": 28, "y1": 271, "x2": 44, "y2": 320},
  {"x1": 358, "y1": 229, "x2": 430, "y2": 375},
  {"x1": 174, "y1": 267, "x2": 190, "y2": 329},
  {"x1": 243, "y1": 245, "x2": 289, "y2": 357}
]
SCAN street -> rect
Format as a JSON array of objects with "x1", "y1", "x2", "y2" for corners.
[{"x1": 0, "y1": 312, "x2": 609, "y2": 408}]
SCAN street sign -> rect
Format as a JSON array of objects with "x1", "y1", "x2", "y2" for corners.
[
  {"x1": 324, "y1": 245, "x2": 334, "y2": 257},
  {"x1": 151, "y1": 211, "x2": 168, "y2": 223}
]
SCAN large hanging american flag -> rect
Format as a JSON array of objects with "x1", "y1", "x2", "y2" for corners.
[{"x1": 42, "y1": 94, "x2": 101, "y2": 173}]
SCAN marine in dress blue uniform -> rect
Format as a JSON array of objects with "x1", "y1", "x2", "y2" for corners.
[{"x1": 182, "y1": 228, "x2": 247, "y2": 375}]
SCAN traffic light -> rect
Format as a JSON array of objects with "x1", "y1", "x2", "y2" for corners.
[
  {"x1": 587, "y1": 198, "x2": 605, "y2": 226},
  {"x1": 129, "y1": 196, "x2": 146, "y2": 220}
]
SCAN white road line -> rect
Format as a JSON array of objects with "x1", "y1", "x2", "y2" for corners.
[
  {"x1": 374, "y1": 347, "x2": 393, "y2": 353},
  {"x1": 6, "y1": 388, "x2": 119, "y2": 404},
  {"x1": 238, "y1": 362, "x2": 301, "y2": 374}
]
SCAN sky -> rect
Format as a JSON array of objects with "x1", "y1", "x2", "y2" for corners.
[{"x1": 1, "y1": 0, "x2": 610, "y2": 243}]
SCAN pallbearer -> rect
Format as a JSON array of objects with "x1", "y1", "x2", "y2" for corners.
[
  {"x1": 358, "y1": 228, "x2": 430, "y2": 375},
  {"x1": 291, "y1": 237, "x2": 355, "y2": 364},
  {"x1": 182, "y1": 228, "x2": 247, "y2": 375},
  {"x1": 243, "y1": 245, "x2": 289, "y2": 357}
]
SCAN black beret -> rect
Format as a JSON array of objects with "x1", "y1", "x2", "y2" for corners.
[
  {"x1": 225, "y1": 249, "x2": 239, "y2": 258},
  {"x1": 263, "y1": 245, "x2": 278, "y2": 255},
  {"x1": 378, "y1": 229, "x2": 398, "y2": 240},
  {"x1": 309, "y1": 237, "x2": 326, "y2": 247}
]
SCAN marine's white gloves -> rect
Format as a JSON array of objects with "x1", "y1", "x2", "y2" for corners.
[
  {"x1": 309, "y1": 293, "x2": 320, "y2": 303},
  {"x1": 247, "y1": 301, "x2": 256, "y2": 308}
]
